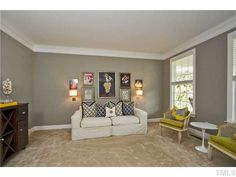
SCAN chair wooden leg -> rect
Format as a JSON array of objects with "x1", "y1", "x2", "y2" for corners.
[
  {"x1": 178, "y1": 131, "x2": 182, "y2": 144},
  {"x1": 187, "y1": 131, "x2": 190, "y2": 137},
  {"x1": 208, "y1": 144, "x2": 213, "y2": 160}
]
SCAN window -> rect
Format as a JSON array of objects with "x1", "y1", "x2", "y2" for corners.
[
  {"x1": 227, "y1": 31, "x2": 236, "y2": 123},
  {"x1": 170, "y1": 49, "x2": 196, "y2": 113}
]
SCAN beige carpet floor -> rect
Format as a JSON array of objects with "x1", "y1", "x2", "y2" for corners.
[{"x1": 4, "y1": 123, "x2": 236, "y2": 167}]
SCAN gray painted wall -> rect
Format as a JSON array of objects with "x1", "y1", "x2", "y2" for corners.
[
  {"x1": 33, "y1": 53, "x2": 163, "y2": 126},
  {"x1": 2, "y1": 27, "x2": 235, "y2": 127},
  {"x1": 163, "y1": 29, "x2": 236, "y2": 125},
  {"x1": 195, "y1": 32, "x2": 227, "y2": 125},
  {"x1": 0, "y1": 31, "x2": 34, "y2": 128}
]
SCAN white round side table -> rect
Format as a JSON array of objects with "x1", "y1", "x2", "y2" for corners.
[{"x1": 190, "y1": 122, "x2": 218, "y2": 153}]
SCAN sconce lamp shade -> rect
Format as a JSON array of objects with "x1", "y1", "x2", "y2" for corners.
[
  {"x1": 69, "y1": 90, "x2": 78, "y2": 97},
  {"x1": 136, "y1": 89, "x2": 143, "y2": 96}
]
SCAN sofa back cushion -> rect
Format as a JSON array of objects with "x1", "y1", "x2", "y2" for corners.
[
  {"x1": 82, "y1": 102, "x2": 96, "y2": 118},
  {"x1": 123, "y1": 101, "x2": 134, "y2": 115}
]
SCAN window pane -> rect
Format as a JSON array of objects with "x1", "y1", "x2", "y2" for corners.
[
  {"x1": 172, "y1": 83, "x2": 193, "y2": 112},
  {"x1": 172, "y1": 54, "x2": 193, "y2": 82}
]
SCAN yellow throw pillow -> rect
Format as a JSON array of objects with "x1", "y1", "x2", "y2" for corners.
[
  {"x1": 172, "y1": 106, "x2": 188, "y2": 121},
  {"x1": 171, "y1": 106, "x2": 178, "y2": 118},
  {"x1": 233, "y1": 134, "x2": 236, "y2": 140},
  {"x1": 175, "y1": 114, "x2": 186, "y2": 121}
]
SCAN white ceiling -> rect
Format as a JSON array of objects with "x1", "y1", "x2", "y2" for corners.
[{"x1": 1, "y1": 10, "x2": 236, "y2": 59}]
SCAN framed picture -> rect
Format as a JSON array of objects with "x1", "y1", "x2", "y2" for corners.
[
  {"x1": 120, "y1": 73, "x2": 131, "y2": 88},
  {"x1": 81, "y1": 87, "x2": 95, "y2": 102},
  {"x1": 98, "y1": 72, "x2": 116, "y2": 98},
  {"x1": 69, "y1": 79, "x2": 78, "y2": 89},
  {"x1": 83, "y1": 72, "x2": 94, "y2": 86},
  {"x1": 120, "y1": 89, "x2": 131, "y2": 101},
  {"x1": 135, "y1": 80, "x2": 143, "y2": 89}
]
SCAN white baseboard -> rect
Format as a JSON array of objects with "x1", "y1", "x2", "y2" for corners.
[
  {"x1": 148, "y1": 118, "x2": 161, "y2": 122},
  {"x1": 28, "y1": 124, "x2": 71, "y2": 135}
]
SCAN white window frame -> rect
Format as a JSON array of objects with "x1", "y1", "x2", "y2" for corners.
[
  {"x1": 227, "y1": 31, "x2": 236, "y2": 123},
  {"x1": 170, "y1": 48, "x2": 196, "y2": 114}
]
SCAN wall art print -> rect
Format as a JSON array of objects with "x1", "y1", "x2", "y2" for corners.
[
  {"x1": 120, "y1": 73, "x2": 131, "y2": 88},
  {"x1": 82, "y1": 87, "x2": 95, "y2": 102},
  {"x1": 98, "y1": 72, "x2": 116, "y2": 98},
  {"x1": 83, "y1": 72, "x2": 94, "y2": 86},
  {"x1": 120, "y1": 89, "x2": 131, "y2": 101},
  {"x1": 69, "y1": 79, "x2": 78, "y2": 89}
]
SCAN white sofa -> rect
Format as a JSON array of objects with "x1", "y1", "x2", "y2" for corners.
[{"x1": 71, "y1": 106, "x2": 147, "y2": 140}]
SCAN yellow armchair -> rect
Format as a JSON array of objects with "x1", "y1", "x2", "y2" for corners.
[
  {"x1": 159, "y1": 109, "x2": 191, "y2": 144},
  {"x1": 208, "y1": 123, "x2": 236, "y2": 160}
]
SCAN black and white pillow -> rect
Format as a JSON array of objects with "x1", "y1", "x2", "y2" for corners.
[
  {"x1": 105, "y1": 106, "x2": 116, "y2": 118},
  {"x1": 113, "y1": 101, "x2": 123, "y2": 116},
  {"x1": 105, "y1": 101, "x2": 115, "y2": 109},
  {"x1": 96, "y1": 102, "x2": 115, "y2": 118},
  {"x1": 96, "y1": 103, "x2": 106, "y2": 117},
  {"x1": 82, "y1": 102, "x2": 96, "y2": 118},
  {"x1": 123, "y1": 101, "x2": 134, "y2": 115}
]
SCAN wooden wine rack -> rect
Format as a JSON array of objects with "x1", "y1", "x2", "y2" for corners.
[
  {"x1": 0, "y1": 103, "x2": 28, "y2": 166},
  {"x1": 1, "y1": 108, "x2": 17, "y2": 164}
]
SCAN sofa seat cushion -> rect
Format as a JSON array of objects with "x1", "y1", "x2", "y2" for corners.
[
  {"x1": 111, "y1": 116, "x2": 139, "y2": 126},
  {"x1": 81, "y1": 117, "x2": 111, "y2": 128},
  {"x1": 160, "y1": 118, "x2": 184, "y2": 128},
  {"x1": 209, "y1": 135, "x2": 236, "y2": 154}
]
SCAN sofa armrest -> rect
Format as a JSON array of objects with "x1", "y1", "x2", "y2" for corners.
[
  {"x1": 71, "y1": 106, "x2": 83, "y2": 129},
  {"x1": 134, "y1": 107, "x2": 147, "y2": 125}
]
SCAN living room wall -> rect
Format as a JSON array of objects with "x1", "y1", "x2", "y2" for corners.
[
  {"x1": 163, "y1": 28, "x2": 236, "y2": 125},
  {"x1": 2, "y1": 27, "x2": 235, "y2": 128},
  {"x1": 33, "y1": 53, "x2": 163, "y2": 126},
  {"x1": 0, "y1": 31, "x2": 34, "y2": 128}
]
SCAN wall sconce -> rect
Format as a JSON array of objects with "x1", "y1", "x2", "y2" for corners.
[
  {"x1": 69, "y1": 90, "x2": 78, "y2": 101},
  {"x1": 136, "y1": 89, "x2": 143, "y2": 96},
  {"x1": 69, "y1": 79, "x2": 78, "y2": 101},
  {"x1": 135, "y1": 79, "x2": 143, "y2": 96}
]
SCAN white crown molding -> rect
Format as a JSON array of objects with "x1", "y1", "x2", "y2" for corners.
[
  {"x1": 28, "y1": 124, "x2": 71, "y2": 135},
  {"x1": 1, "y1": 20, "x2": 164, "y2": 60},
  {"x1": 1, "y1": 15, "x2": 236, "y2": 60},
  {"x1": 33, "y1": 44, "x2": 164, "y2": 60},
  {"x1": 0, "y1": 22, "x2": 35, "y2": 50},
  {"x1": 163, "y1": 15, "x2": 236, "y2": 59}
]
